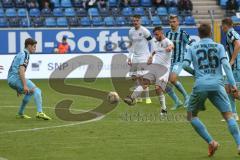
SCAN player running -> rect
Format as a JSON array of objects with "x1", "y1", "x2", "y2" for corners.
[
  {"x1": 124, "y1": 26, "x2": 173, "y2": 115},
  {"x1": 221, "y1": 18, "x2": 240, "y2": 121},
  {"x1": 165, "y1": 14, "x2": 192, "y2": 110},
  {"x1": 8, "y1": 38, "x2": 51, "y2": 120},
  {"x1": 183, "y1": 23, "x2": 240, "y2": 156},
  {"x1": 127, "y1": 15, "x2": 155, "y2": 104}
]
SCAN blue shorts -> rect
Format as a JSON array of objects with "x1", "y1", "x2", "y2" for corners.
[
  {"x1": 170, "y1": 62, "x2": 183, "y2": 75},
  {"x1": 187, "y1": 86, "x2": 231, "y2": 115},
  {"x1": 8, "y1": 78, "x2": 36, "y2": 94}
]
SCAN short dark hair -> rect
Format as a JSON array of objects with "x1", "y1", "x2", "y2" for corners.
[
  {"x1": 153, "y1": 26, "x2": 163, "y2": 33},
  {"x1": 132, "y1": 15, "x2": 141, "y2": 19},
  {"x1": 222, "y1": 18, "x2": 233, "y2": 27},
  {"x1": 198, "y1": 23, "x2": 211, "y2": 38},
  {"x1": 24, "y1": 38, "x2": 37, "y2": 48},
  {"x1": 169, "y1": 14, "x2": 179, "y2": 20}
]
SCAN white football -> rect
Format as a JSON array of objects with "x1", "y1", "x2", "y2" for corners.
[{"x1": 107, "y1": 92, "x2": 120, "y2": 104}]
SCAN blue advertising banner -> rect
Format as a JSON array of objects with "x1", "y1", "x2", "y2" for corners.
[{"x1": 0, "y1": 27, "x2": 199, "y2": 54}]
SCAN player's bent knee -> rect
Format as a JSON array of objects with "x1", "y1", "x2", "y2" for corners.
[
  {"x1": 143, "y1": 78, "x2": 150, "y2": 85},
  {"x1": 165, "y1": 85, "x2": 172, "y2": 93},
  {"x1": 34, "y1": 88, "x2": 42, "y2": 96},
  {"x1": 187, "y1": 112, "x2": 198, "y2": 121},
  {"x1": 169, "y1": 74, "x2": 177, "y2": 84},
  {"x1": 131, "y1": 76, "x2": 137, "y2": 81},
  {"x1": 222, "y1": 112, "x2": 233, "y2": 120},
  {"x1": 155, "y1": 86, "x2": 163, "y2": 95}
]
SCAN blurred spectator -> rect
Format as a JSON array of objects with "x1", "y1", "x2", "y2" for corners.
[
  {"x1": 178, "y1": 0, "x2": 193, "y2": 13},
  {"x1": 16, "y1": 0, "x2": 26, "y2": 7},
  {"x1": 97, "y1": 0, "x2": 109, "y2": 11},
  {"x1": 85, "y1": 0, "x2": 97, "y2": 9},
  {"x1": 153, "y1": 0, "x2": 165, "y2": 7},
  {"x1": 38, "y1": 0, "x2": 54, "y2": 11},
  {"x1": 165, "y1": 0, "x2": 177, "y2": 7},
  {"x1": 226, "y1": 0, "x2": 239, "y2": 16},
  {"x1": 119, "y1": 0, "x2": 130, "y2": 7},
  {"x1": 56, "y1": 36, "x2": 70, "y2": 54},
  {"x1": 27, "y1": 0, "x2": 39, "y2": 9}
]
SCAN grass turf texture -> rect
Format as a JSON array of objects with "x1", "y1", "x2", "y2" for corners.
[{"x1": 0, "y1": 77, "x2": 240, "y2": 160}]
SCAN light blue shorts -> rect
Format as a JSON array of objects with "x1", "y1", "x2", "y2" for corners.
[
  {"x1": 8, "y1": 78, "x2": 36, "y2": 94},
  {"x1": 187, "y1": 86, "x2": 231, "y2": 115}
]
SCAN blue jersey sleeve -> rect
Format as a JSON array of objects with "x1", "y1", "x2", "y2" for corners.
[
  {"x1": 183, "y1": 47, "x2": 192, "y2": 63},
  {"x1": 18, "y1": 53, "x2": 28, "y2": 68},
  {"x1": 219, "y1": 44, "x2": 228, "y2": 63},
  {"x1": 222, "y1": 58, "x2": 236, "y2": 86},
  {"x1": 182, "y1": 47, "x2": 194, "y2": 75},
  {"x1": 183, "y1": 31, "x2": 191, "y2": 45},
  {"x1": 219, "y1": 44, "x2": 236, "y2": 86}
]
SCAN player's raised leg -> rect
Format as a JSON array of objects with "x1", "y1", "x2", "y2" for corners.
[{"x1": 124, "y1": 79, "x2": 147, "y2": 106}]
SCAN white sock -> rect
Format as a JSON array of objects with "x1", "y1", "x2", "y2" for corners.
[
  {"x1": 144, "y1": 87, "x2": 150, "y2": 99},
  {"x1": 159, "y1": 93, "x2": 166, "y2": 110},
  {"x1": 131, "y1": 85, "x2": 144, "y2": 99}
]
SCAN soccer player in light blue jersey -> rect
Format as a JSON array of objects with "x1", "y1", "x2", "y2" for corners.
[
  {"x1": 8, "y1": 38, "x2": 51, "y2": 120},
  {"x1": 165, "y1": 15, "x2": 192, "y2": 110},
  {"x1": 183, "y1": 23, "x2": 240, "y2": 156},
  {"x1": 221, "y1": 17, "x2": 240, "y2": 121}
]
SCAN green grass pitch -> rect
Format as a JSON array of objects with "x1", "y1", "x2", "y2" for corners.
[{"x1": 0, "y1": 77, "x2": 240, "y2": 160}]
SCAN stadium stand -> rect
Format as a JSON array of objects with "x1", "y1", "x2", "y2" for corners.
[{"x1": 0, "y1": 0, "x2": 197, "y2": 27}]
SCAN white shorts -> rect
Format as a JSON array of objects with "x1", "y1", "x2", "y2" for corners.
[
  {"x1": 143, "y1": 64, "x2": 170, "y2": 90},
  {"x1": 129, "y1": 63, "x2": 148, "y2": 77}
]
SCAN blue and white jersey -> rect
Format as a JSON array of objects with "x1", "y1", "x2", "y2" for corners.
[
  {"x1": 8, "y1": 49, "x2": 30, "y2": 81},
  {"x1": 226, "y1": 27, "x2": 240, "y2": 70},
  {"x1": 166, "y1": 27, "x2": 191, "y2": 64}
]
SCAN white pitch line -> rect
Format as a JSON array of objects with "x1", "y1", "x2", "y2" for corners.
[{"x1": 0, "y1": 106, "x2": 105, "y2": 135}]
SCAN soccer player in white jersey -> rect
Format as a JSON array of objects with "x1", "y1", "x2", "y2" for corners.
[
  {"x1": 124, "y1": 26, "x2": 173, "y2": 115},
  {"x1": 127, "y1": 15, "x2": 155, "y2": 104}
]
